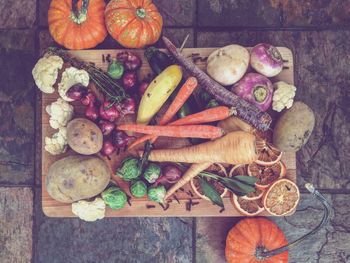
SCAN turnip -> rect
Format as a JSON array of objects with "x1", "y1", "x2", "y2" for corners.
[
  {"x1": 250, "y1": 43, "x2": 283, "y2": 77},
  {"x1": 207, "y1": 45, "x2": 250, "y2": 86},
  {"x1": 232, "y1": 73, "x2": 273, "y2": 112}
]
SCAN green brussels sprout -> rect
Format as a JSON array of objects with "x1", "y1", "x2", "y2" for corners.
[
  {"x1": 107, "y1": 60, "x2": 124, "y2": 80},
  {"x1": 116, "y1": 157, "x2": 141, "y2": 181},
  {"x1": 143, "y1": 163, "x2": 161, "y2": 183},
  {"x1": 101, "y1": 186, "x2": 127, "y2": 209},
  {"x1": 147, "y1": 186, "x2": 166, "y2": 203},
  {"x1": 130, "y1": 180, "x2": 147, "y2": 198}
]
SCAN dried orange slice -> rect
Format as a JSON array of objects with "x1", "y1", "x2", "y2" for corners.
[
  {"x1": 263, "y1": 179, "x2": 300, "y2": 216},
  {"x1": 231, "y1": 194, "x2": 265, "y2": 216},
  {"x1": 229, "y1": 164, "x2": 263, "y2": 200},
  {"x1": 255, "y1": 139, "x2": 282, "y2": 166},
  {"x1": 191, "y1": 163, "x2": 228, "y2": 201},
  {"x1": 248, "y1": 161, "x2": 286, "y2": 189}
]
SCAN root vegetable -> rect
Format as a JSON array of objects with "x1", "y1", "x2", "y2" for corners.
[
  {"x1": 207, "y1": 45, "x2": 250, "y2": 85},
  {"x1": 122, "y1": 71, "x2": 138, "y2": 90},
  {"x1": 98, "y1": 120, "x2": 115, "y2": 136},
  {"x1": 143, "y1": 131, "x2": 258, "y2": 165},
  {"x1": 99, "y1": 101, "x2": 119, "y2": 121},
  {"x1": 162, "y1": 36, "x2": 271, "y2": 131},
  {"x1": 250, "y1": 43, "x2": 283, "y2": 77},
  {"x1": 85, "y1": 104, "x2": 99, "y2": 121}
]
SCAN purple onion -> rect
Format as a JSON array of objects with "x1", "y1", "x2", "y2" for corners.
[
  {"x1": 66, "y1": 84, "x2": 87, "y2": 101},
  {"x1": 155, "y1": 165, "x2": 182, "y2": 186},
  {"x1": 117, "y1": 51, "x2": 142, "y2": 71},
  {"x1": 112, "y1": 130, "x2": 135, "y2": 149},
  {"x1": 101, "y1": 139, "x2": 116, "y2": 156},
  {"x1": 98, "y1": 120, "x2": 115, "y2": 136},
  {"x1": 231, "y1": 73, "x2": 273, "y2": 112},
  {"x1": 250, "y1": 43, "x2": 283, "y2": 77},
  {"x1": 123, "y1": 71, "x2": 138, "y2": 90}
]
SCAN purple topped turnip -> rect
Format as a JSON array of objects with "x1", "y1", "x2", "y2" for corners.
[
  {"x1": 231, "y1": 73, "x2": 273, "y2": 112},
  {"x1": 250, "y1": 43, "x2": 283, "y2": 77}
]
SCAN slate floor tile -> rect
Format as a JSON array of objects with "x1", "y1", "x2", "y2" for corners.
[
  {"x1": 34, "y1": 188, "x2": 193, "y2": 263},
  {"x1": 197, "y1": 0, "x2": 282, "y2": 27},
  {"x1": 196, "y1": 193, "x2": 350, "y2": 263},
  {"x1": 197, "y1": 30, "x2": 350, "y2": 190},
  {"x1": 0, "y1": 187, "x2": 33, "y2": 263}
]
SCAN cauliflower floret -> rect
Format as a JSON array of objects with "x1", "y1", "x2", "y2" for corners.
[
  {"x1": 44, "y1": 127, "x2": 68, "y2": 155},
  {"x1": 46, "y1": 98, "x2": 74, "y2": 129},
  {"x1": 32, "y1": 55, "x2": 64, "y2": 93},
  {"x1": 58, "y1": 67, "x2": 89, "y2": 101},
  {"x1": 72, "y1": 198, "x2": 106, "y2": 222},
  {"x1": 272, "y1": 81, "x2": 297, "y2": 112}
]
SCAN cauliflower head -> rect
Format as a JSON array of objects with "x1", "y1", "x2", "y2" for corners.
[
  {"x1": 58, "y1": 67, "x2": 89, "y2": 101},
  {"x1": 272, "y1": 81, "x2": 297, "y2": 112},
  {"x1": 44, "y1": 127, "x2": 68, "y2": 155},
  {"x1": 32, "y1": 55, "x2": 64, "y2": 93},
  {"x1": 72, "y1": 197, "x2": 106, "y2": 222},
  {"x1": 46, "y1": 98, "x2": 74, "y2": 129}
]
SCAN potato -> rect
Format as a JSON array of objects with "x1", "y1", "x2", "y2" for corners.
[
  {"x1": 46, "y1": 155, "x2": 110, "y2": 203},
  {"x1": 67, "y1": 118, "x2": 103, "y2": 155},
  {"x1": 273, "y1": 102, "x2": 315, "y2": 152}
]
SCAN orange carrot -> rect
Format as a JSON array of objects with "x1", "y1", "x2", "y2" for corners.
[
  {"x1": 128, "y1": 106, "x2": 233, "y2": 149},
  {"x1": 119, "y1": 124, "x2": 224, "y2": 139},
  {"x1": 159, "y1": 77, "x2": 198, "y2": 125}
]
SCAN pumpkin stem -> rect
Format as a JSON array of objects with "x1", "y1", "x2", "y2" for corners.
[
  {"x1": 255, "y1": 183, "x2": 333, "y2": 260},
  {"x1": 71, "y1": 0, "x2": 89, "y2": 24},
  {"x1": 136, "y1": 8, "x2": 146, "y2": 19}
]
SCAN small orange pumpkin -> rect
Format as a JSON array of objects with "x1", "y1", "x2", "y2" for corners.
[
  {"x1": 105, "y1": 0, "x2": 163, "y2": 48},
  {"x1": 48, "y1": 0, "x2": 107, "y2": 50},
  {"x1": 225, "y1": 217, "x2": 288, "y2": 263}
]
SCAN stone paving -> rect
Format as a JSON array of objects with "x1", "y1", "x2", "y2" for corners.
[{"x1": 0, "y1": 0, "x2": 350, "y2": 262}]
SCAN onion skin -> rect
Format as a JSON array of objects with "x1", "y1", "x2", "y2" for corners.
[
  {"x1": 232, "y1": 73, "x2": 273, "y2": 112},
  {"x1": 250, "y1": 43, "x2": 283, "y2": 77},
  {"x1": 123, "y1": 71, "x2": 138, "y2": 90},
  {"x1": 99, "y1": 120, "x2": 115, "y2": 136}
]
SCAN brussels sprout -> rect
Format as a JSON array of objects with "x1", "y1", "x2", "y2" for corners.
[
  {"x1": 130, "y1": 180, "x2": 147, "y2": 198},
  {"x1": 107, "y1": 60, "x2": 124, "y2": 80},
  {"x1": 143, "y1": 163, "x2": 161, "y2": 183},
  {"x1": 101, "y1": 186, "x2": 127, "y2": 209},
  {"x1": 148, "y1": 186, "x2": 166, "y2": 203},
  {"x1": 116, "y1": 157, "x2": 141, "y2": 181}
]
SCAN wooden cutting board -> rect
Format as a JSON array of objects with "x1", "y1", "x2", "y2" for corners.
[{"x1": 42, "y1": 47, "x2": 296, "y2": 217}]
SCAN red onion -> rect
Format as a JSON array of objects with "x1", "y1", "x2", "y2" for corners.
[
  {"x1": 99, "y1": 101, "x2": 120, "y2": 122},
  {"x1": 117, "y1": 98, "x2": 136, "y2": 116},
  {"x1": 101, "y1": 140, "x2": 116, "y2": 156},
  {"x1": 231, "y1": 73, "x2": 273, "y2": 112},
  {"x1": 250, "y1": 43, "x2": 283, "y2": 77},
  {"x1": 85, "y1": 104, "x2": 99, "y2": 121},
  {"x1": 123, "y1": 71, "x2": 138, "y2": 90},
  {"x1": 155, "y1": 165, "x2": 182, "y2": 185},
  {"x1": 112, "y1": 130, "x2": 135, "y2": 149},
  {"x1": 98, "y1": 120, "x2": 115, "y2": 136},
  {"x1": 80, "y1": 92, "x2": 96, "y2": 106},
  {"x1": 66, "y1": 84, "x2": 87, "y2": 101},
  {"x1": 138, "y1": 81, "x2": 149, "y2": 96},
  {"x1": 117, "y1": 51, "x2": 142, "y2": 71}
]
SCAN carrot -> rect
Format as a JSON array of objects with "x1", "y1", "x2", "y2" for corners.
[
  {"x1": 142, "y1": 131, "x2": 258, "y2": 165},
  {"x1": 159, "y1": 77, "x2": 198, "y2": 125},
  {"x1": 128, "y1": 106, "x2": 233, "y2": 149},
  {"x1": 162, "y1": 36, "x2": 272, "y2": 132},
  {"x1": 165, "y1": 162, "x2": 212, "y2": 200},
  {"x1": 119, "y1": 124, "x2": 224, "y2": 139}
]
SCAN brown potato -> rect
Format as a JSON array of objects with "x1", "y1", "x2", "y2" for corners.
[
  {"x1": 46, "y1": 155, "x2": 111, "y2": 203},
  {"x1": 273, "y1": 102, "x2": 315, "y2": 152},
  {"x1": 67, "y1": 118, "x2": 103, "y2": 155}
]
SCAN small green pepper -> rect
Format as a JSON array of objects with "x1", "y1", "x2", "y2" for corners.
[
  {"x1": 130, "y1": 180, "x2": 147, "y2": 198},
  {"x1": 143, "y1": 163, "x2": 161, "y2": 183},
  {"x1": 116, "y1": 157, "x2": 141, "y2": 181},
  {"x1": 108, "y1": 60, "x2": 124, "y2": 80},
  {"x1": 101, "y1": 186, "x2": 127, "y2": 209},
  {"x1": 148, "y1": 186, "x2": 166, "y2": 203}
]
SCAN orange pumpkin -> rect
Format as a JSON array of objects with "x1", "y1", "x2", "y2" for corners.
[
  {"x1": 48, "y1": 0, "x2": 107, "y2": 50},
  {"x1": 105, "y1": 0, "x2": 163, "y2": 48},
  {"x1": 225, "y1": 218, "x2": 288, "y2": 263}
]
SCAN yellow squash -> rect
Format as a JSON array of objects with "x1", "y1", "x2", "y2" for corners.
[{"x1": 137, "y1": 65, "x2": 182, "y2": 124}]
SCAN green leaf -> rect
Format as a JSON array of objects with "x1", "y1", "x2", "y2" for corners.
[
  {"x1": 198, "y1": 177, "x2": 224, "y2": 208},
  {"x1": 219, "y1": 177, "x2": 256, "y2": 195},
  {"x1": 233, "y1": 175, "x2": 257, "y2": 185}
]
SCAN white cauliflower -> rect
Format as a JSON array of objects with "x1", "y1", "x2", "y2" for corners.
[
  {"x1": 44, "y1": 127, "x2": 68, "y2": 155},
  {"x1": 46, "y1": 98, "x2": 74, "y2": 129},
  {"x1": 58, "y1": 67, "x2": 89, "y2": 101},
  {"x1": 32, "y1": 55, "x2": 64, "y2": 93},
  {"x1": 72, "y1": 198, "x2": 106, "y2": 222},
  {"x1": 272, "y1": 81, "x2": 297, "y2": 112}
]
